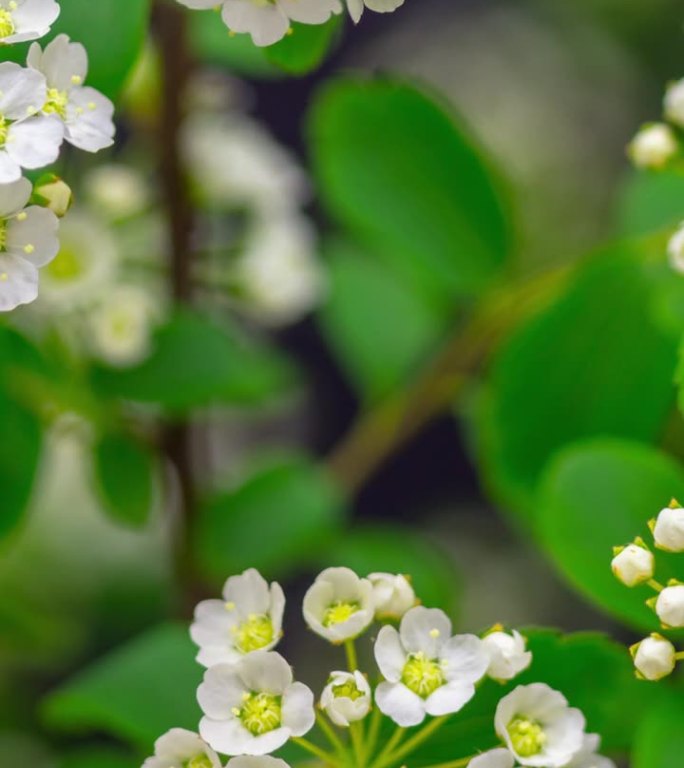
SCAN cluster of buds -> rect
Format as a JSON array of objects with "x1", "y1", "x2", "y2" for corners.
[
  {"x1": 612, "y1": 499, "x2": 684, "y2": 681},
  {"x1": 143, "y1": 566, "x2": 614, "y2": 768}
]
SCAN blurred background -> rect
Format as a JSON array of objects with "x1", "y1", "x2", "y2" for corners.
[{"x1": 3, "y1": 0, "x2": 684, "y2": 765}]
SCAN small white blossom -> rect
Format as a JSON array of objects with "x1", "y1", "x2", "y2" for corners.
[
  {"x1": 668, "y1": 224, "x2": 684, "y2": 274},
  {"x1": 628, "y1": 123, "x2": 678, "y2": 169},
  {"x1": 494, "y1": 684, "x2": 585, "y2": 767},
  {"x1": 483, "y1": 628, "x2": 532, "y2": 682},
  {"x1": 631, "y1": 634, "x2": 676, "y2": 681},
  {"x1": 563, "y1": 734, "x2": 616, "y2": 768},
  {"x1": 28, "y1": 34, "x2": 115, "y2": 152},
  {"x1": 610, "y1": 543, "x2": 654, "y2": 587},
  {"x1": 346, "y1": 0, "x2": 404, "y2": 24},
  {"x1": 227, "y1": 758, "x2": 290, "y2": 768},
  {"x1": 468, "y1": 750, "x2": 515, "y2": 768},
  {"x1": 84, "y1": 163, "x2": 149, "y2": 220},
  {"x1": 90, "y1": 285, "x2": 157, "y2": 367},
  {"x1": 303, "y1": 567, "x2": 375, "y2": 643},
  {"x1": 0, "y1": 0, "x2": 60, "y2": 44},
  {"x1": 0, "y1": 176, "x2": 59, "y2": 312},
  {"x1": 197, "y1": 651, "x2": 315, "y2": 756},
  {"x1": 320, "y1": 670, "x2": 371, "y2": 727},
  {"x1": 142, "y1": 728, "x2": 223, "y2": 768},
  {"x1": 374, "y1": 606, "x2": 488, "y2": 727},
  {"x1": 176, "y1": 0, "x2": 342, "y2": 47},
  {"x1": 368, "y1": 572, "x2": 416, "y2": 620},
  {"x1": 0, "y1": 62, "x2": 63, "y2": 184},
  {"x1": 652, "y1": 505, "x2": 684, "y2": 552},
  {"x1": 664, "y1": 78, "x2": 684, "y2": 129},
  {"x1": 655, "y1": 584, "x2": 684, "y2": 628},
  {"x1": 191, "y1": 568, "x2": 285, "y2": 668}
]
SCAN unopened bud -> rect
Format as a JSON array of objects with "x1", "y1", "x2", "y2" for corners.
[{"x1": 32, "y1": 174, "x2": 73, "y2": 218}]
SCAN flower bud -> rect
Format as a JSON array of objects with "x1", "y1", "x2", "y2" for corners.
[
  {"x1": 368, "y1": 572, "x2": 416, "y2": 620},
  {"x1": 32, "y1": 174, "x2": 73, "y2": 218},
  {"x1": 631, "y1": 634, "x2": 676, "y2": 681},
  {"x1": 320, "y1": 670, "x2": 371, "y2": 727},
  {"x1": 628, "y1": 123, "x2": 678, "y2": 169},
  {"x1": 652, "y1": 504, "x2": 684, "y2": 552},
  {"x1": 482, "y1": 628, "x2": 532, "y2": 681},
  {"x1": 665, "y1": 78, "x2": 684, "y2": 128},
  {"x1": 611, "y1": 542, "x2": 654, "y2": 587},
  {"x1": 655, "y1": 584, "x2": 684, "y2": 628}
]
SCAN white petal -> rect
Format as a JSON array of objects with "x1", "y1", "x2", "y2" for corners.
[
  {"x1": 4, "y1": 0, "x2": 60, "y2": 43},
  {"x1": 191, "y1": 598, "x2": 239, "y2": 647},
  {"x1": 282, "y1": 682, "x2": 315, "y2": 736},
  {"x1": 6, "y1": 205, "x2": 58, "y2": 267},
  {"x1": 65, "y1": 86, "x2": 114, "y2": 152},
  {"x1": 238, "y1": 651, "x2": 292, "y2": 694},
  {"x1": 346, "y1": 0, "x2": 364, "y2": 22},
  {"x1": 241, "y1": 728, "x2": 290, "y2": 756},
  {"x1": 0, "y1": 62, "x2": 46, "y2": 119},
  {"x1": 228, "y1": 758, "x2": 291, "y2": 768},
  {"x1": 0, "y1": 149, "x2": 21, "y2": 183},
  {"x1": 0, "y1": 253, "x2": 38, "y2": 311},
  {"x1": 468, "y1": 750, "x2": 515, "y2": 768},
  {"x1": 441, "y1": 634, "x2": 489, "y2": 685},
  {"x1": 224, "y1": 568, "x2": 271, "y2": 615},
  {"x1": 374, "y1": 625, "x2": 406, "y2": 682},
  {"x1": 424, "y1": 680, "x2": 476, "y2": 716},
  {"x1": 400, "y1": 606, "x2": 452, "y2": 657},
  {"x1": 197, "y1": 645, "x2": 242, "y2": 667},
  {"x1": 365, "y1": 0, "x2": 404, "y2": 12},
  {"x1": 176, "y1": 0, "x2": 218, "y2": 7},
  {"x1": 375, "y1": 681, "x2": 426, "y2": 727},
  {"x1": 7, "y1": 115, "x2": 63, "y2": 169},
  {"x1": 152, "y1": 729, "x2": 222, "y2": 768},
  {"x1": 29, "y1": 34, "x2": 88, "y2": 91},
  {"x1": 197, "y1": 664, "x2": 246, "y2": 719},
  {"x1": 0, "y1": 176, "x2": 31, "y2": 217},
  {"x1": 200, "y1": 717, "x2": 253, "y2": 757},
  {"x1": 270, "y1": 581, "x2": 286, "y2": 635},
  {"x1": 221, "y1": 0, "x2": 290, "y2": 47},
  {"x1": 278, "y1": 0, "x2": 341, "y2": 24}
]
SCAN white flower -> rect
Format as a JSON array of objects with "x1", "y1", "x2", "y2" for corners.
[
  {"x1": 303, "y1": 567, "x2": 375, "y2": 643},
  {"x1": 483, "y1": 628, "x2": 532, "y2": 682},
  {"x1": 563, "y1": 734, "x2": 615, "y2": 768},
  {"x1": 320, "y1": 670, "x2": 371, "y2": 727},
  {"x1": 0, "y1": 0, "x2": 60, "y2": 44},
  {"x1": 368, "y1": 572, "x2": 416, "y2": 620},
  {"x1": 28, "y1": 34, "x2": 115, "y2": 152},
  {"x1": 652, "y1": 505, "x2": 684, "y2": 551},
  {"x1": 655, "y1": 584, "x2": 684, "y2": 628},
  {"x1": 90, "y1": 285, "x2": 157, "y2": 367},
  {"x1": 0, "y1": 62, "x2": 63, "y2": 184},
  {"x1": 664, "y1": 78, "x2": 684, "y2": 129},
  {"x1": 628, "y1": 123, "x2": 678, "y2": 169},
  {"x1": 632, "y1": 634, "x2": 676, "y2": 681},
  {"x1": 494, "y1": 684, "x2": 585, "y2": 767},
  {"x1": 37, "y1": 210, "x2": 117, "y2": 309},
  {"x1": 0, "y1": 176, "x2": 59, "y2": 312},
  {"x1": 468, "y1": 750, "x2": 515, "y2": 768},
  {"x1": 84, "y1": 163, "x2": 149, "y2": 220},
  {"x1": 236, "y1": 216, "x2": 325, "y2": 326},
  {"x1": 374, "y1": 606, "x2": 488, "y2": 727},
  {"x1": 227, "y1": 758, "x2": 290, "y2": 768},
  {"x1": 142, "y1": 728, "x2": 223, "y2": 768},
  {"x1": 176, "y1": 0, "x2": 343, "y2": 47},
  {"x1": 610, "y1": 543, "x2": 654, "y2": 587},
  {"x1": 197, "y1": 651, "x2": 315, "y2": 755},
  {"x1": 191, "y1": 568, "x2": 285, "y2": 668},
  {"x1": 668, "y1": 225, "x2": 684, "y2": 274},
  {"x1": 346, "y1": 0, "x2": 404, "y2": 24}
]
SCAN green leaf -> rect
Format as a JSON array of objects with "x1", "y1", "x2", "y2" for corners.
[
  {"x1": 633, "y1": 688, "x2": 684, "y2": 768},
  {"x1": 320, "y1": 524, "x2": 460, "y2": 613},
  {"x1": 91, "y1": 310, "x2": 296, "y2": 414},
  {"x1": 266, "y1": 18, "x2": 341, "y2": 75},
  {"x1": 476, "y1": 238, "x2": 681, "y2": 521},
  {"x1": 309, "y1": 79, "x2": 511, "y2": 309},
  {"x1": 319, "y1": 239, "x2": 446, "y2": 399},
  {"x1": 60, "y1": 747, "x2": 137, "y2": 768},
  {"x1": 537, "y1": 438, "x2": 684, "y2": 631},
  {"x1": 42, "y1": 623, "x2": 202, "y2": 750},
  {"x1": 93, "y1": 432, "x2": 155, "y2": 528},
  {"x1": 615, "y1": 169, "x2": 684, "y2": 238},
  {"x1": 195, "y1": 454, "x2": 346, "y2": 581}
]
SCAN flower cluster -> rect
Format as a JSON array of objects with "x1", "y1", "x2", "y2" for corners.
[
  {"x1": 175, "y1": 0, "x2": 405, "y2": 48},
  {"x1": 143, "y1": 566, "x2": 613, "y2": 768},
  {"x1": 0, "y1": 1, "x2": 115, "y2": 312},
  {"x1": 611, "y1": 498, "x2": 684, "y2": 681}
]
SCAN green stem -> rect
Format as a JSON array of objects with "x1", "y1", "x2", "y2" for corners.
[
  {"x1": 369, "y1": 725, "x2": 405, "y2": 768},
  {"x1": 345, "y1": 639, "x2": 359, "y2": 671},
  {"x1": 373, "y1": 716, "x2": 449, "y2": 768},
  {"x1": 293, "y1": 737, "x2": 343, "y2": 767},
  {"x1": 350, "y1": 720, "x2": 365, "y2": 767},
  {"x1": 316, "y1": 711, "x2": 349, "y2": 761},
  {"x1": 364, "y1": 706, "x2": 383, "y2": 765}
]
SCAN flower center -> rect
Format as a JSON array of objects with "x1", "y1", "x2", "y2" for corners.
[
  {"x1": 237, "y1": 692, "x2": 282, "y2": 735},
  {"x1": 234, "y1": 613, "x2": 275, "y2": 654},
  {"x1": 0, "y1": 219, "x2": 7, "y2": 252},
  {"x1": 323, "y1": 600, "x2": 360, "y2": 627},
  {"x1": 45, "y1": 247, "x2": 84, "y2": 281},
  {"x1": 44, "y1": 88, "x2": 69, "y2": 120},
  {"x1": 332, "y1": 680, "x2": 365, "y2": 701},
  {"x1": 0, "y1": 8, "x2": 15, "y2": 39},
  {"x1": 401, "y1": 652, "x2": 445, "y2": 698},
  {"x1": 0, "y1": 115, "x2": 8, "y2": 146},
  {"x1": 507, "y1": 717, "x2": 547, "y2": 757},
  {"x1": 183, "y1": 756, "x2": 213, "y2": 768}
]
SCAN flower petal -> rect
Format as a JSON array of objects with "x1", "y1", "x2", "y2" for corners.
[
  {"x1": 0, "y1": 61, "x2": 46, "y2": 119},
  {"x1": 224, "y1": 568, "x2": 272, "y2": 615},
  {"x1": 7, "y1": 115, "x2": 64, "y2": 170},
  {"x1": 467, "y1": 750, "x2": 515, "y2": 768},
  {"x1": 65, "y1": 86, "x2": 115, "y2": 152},
  {"x1": 374, "y1": 624, "x2": 406, "y2": 682},
  {"x1": 282, "y1": 681, "x2": 315, "y2": 736},
  {"x1": 441, "y1": 634, "x2": 489, "y2": 684},
  {"x1": 197, "y1": 664, "x2": 246, "y2": 719},
  {"x1": 278, "y1": 0, "x2": 342, "y2": 24},
  {"x1": 0, "y1": 176, "x2": 31, "y2": 217},
  {"x1": 238, "y1": 651, "x2": 292, "y2": 694},
  {"x1": 200, "y1": 717, "x2": 253, "y2": 757},
  {"x1": 28, "y1": 34, "x2": 88, "y2": 91},
  {"x1": 221, "y1": 0, "x2": 290, "y2": 47},
  {"x1": 424, "y1": 680, "x2": 475, "y2": 716},
  {"x1": 0, "y1": 253, "x2": 38, "y2": 311},
  {"x1": 375, "y1": 681, "x2": 426, "y2": 727},
  {"x1": 7, "y1": 205, "x2": 58, "y2": 267},
  {"x1": 400, "y1": 606, "x2": 452, "y2": 657}
]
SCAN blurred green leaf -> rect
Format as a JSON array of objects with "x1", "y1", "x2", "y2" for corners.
[
  {"x1": 266, "y1": 18, "x2": 341, "y2": 75},
  {"x1": 633, "y1": 688, "x2": 684, "y2": 768},
  {"x1": 60, "y1": 747, "x2": 137, "y2": 768},
  {"x1": 309, "y1": 79, "x2": 511, "y2": 309},
  {"x1": 537, "y1": 438, "x2": 684, "y2": 631},
  {"x1": 321, "y1": 524, "x2": 459, "y2": 612},
  {"x1": 94, "y1": 432, "x2": 155, "y2": 528},
  {"x1": 195, "y1": 454, "x2": 346, "y2": 581},
  {"x1": 616, "y1": 169, "x2": 684, "y2": 238},
  {"x1": 92, "y1": 310, "x2": 295, "y2": 414},
  {"x1": 319, "y1": 238, "x2": 446, "y2": 400},
  {"x1": 42, "y1": 623, "x2": 202, "y2": 750},
  {"x1": 476, "y1": 239, "x2": 680, "y2": 521}
]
